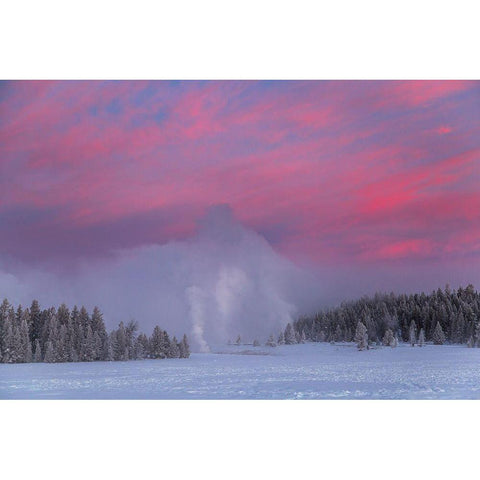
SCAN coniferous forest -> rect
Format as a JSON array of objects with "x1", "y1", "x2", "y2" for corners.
[
  {"x1": 0, "y1": 299, "x2": 190, "y2": 364},
  {"x1": 288, "y1": 284, "x2": 480, "y2": 349}
]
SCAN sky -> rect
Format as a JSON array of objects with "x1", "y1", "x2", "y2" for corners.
[{"x1": 0, "y1": 81, "x2": 479, "y2": 333}]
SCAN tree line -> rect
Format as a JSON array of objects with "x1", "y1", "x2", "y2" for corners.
[
  {"x1": 0, "y1": 298, "x2": 190, "y2": 364},
  {"x1": 286, "y1": 284, "x2": 480, "y2": 349}
]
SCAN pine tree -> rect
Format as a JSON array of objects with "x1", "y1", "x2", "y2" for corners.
[
  {"x1": 44, "y1": 341, "x2": 55, "y2": 363},
  {"x1": 29, "y1": 299, "x2": 42, "y2": 347},
  {"x1": 284, "y1": 323, "x2": 297, "y2": 345},
  {"x1": 277, "y1": 331, "x2": 285, "y2": 345},
  {"x1": 432, "y1": 322, "x2": 446, "y2": 345},
  {"x1": 82, "y1": 325, "x2": 95, "y2": 361},
  {"x1": 125, "y1": 320, "x2": 138, "y2": 360},
  {"x1": 235, "y1": 335, "x2": 242, "y2": 345},
  {"x1": 1, "y1": 311, "x2": 15, "y2": 363},
  {"x1": 114, "y1": 322, "x2": 127, "y2": 360},
  {"x1": 265, "y1": 334, "x2": 277, "y2": 347},
  {"x1": 33, "y1": 339, "x2": 42, "y2": 362},
  {"x1": 179, "y1": 334, "x2": 190, "y2": 358},
  {"x1": 57, "y1": 324, "x2": 68, "y2": 362},
  {"x1": 418, "y1": 328, "x2": 425, "y2": 347},
  {"x1": 354, "y1": 321, "x2": 368, "y2": 351},
  {"x1": 134, "y1": 333, "x2": 149, "y2": 360},
  {"x1": 168, "y1": 336, "x2": 180, "y2": 358},
  {"x1": 409, "y1": 320, "x2": 417, "y2": 347},
  {"x1": 253, "y1": 339, "x2": 260, "y2": 347},
  {"x1": 382, "y1": 329, "x2": 394, "y2": 347},
  {"x1": 19, "y1": 315, "x2": 32, "y2": 362},
  {"x1": 474, "y1": 320, "x2": 480, "y2": 347},
  {"x1": 149, "y1": 326, "x2": 166, "y2": 359}
]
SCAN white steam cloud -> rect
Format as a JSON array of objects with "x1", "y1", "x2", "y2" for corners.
[{"x1": 0, "y1": 205, "x2": 318, "y2": 351}]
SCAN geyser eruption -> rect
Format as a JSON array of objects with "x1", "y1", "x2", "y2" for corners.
[{"x1": 0, "y1": 205, "x2": 316, "y2": 351}]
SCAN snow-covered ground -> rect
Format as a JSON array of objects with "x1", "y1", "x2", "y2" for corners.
[{"x1": 1, "y1": 343, "x2": 480, "y2": 399}]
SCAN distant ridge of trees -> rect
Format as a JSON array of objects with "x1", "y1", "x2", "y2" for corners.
[
  {"x1": 281, "y1": 284, "x2": 480, "y2": 348},
  {"x1": 0, "y1": 299, "x2": 190, "y2": 364}
]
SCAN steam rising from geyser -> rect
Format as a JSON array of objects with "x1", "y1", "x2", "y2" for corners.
[{"x1": 0, "y1": 206, "x2": 317, "y2": 351}]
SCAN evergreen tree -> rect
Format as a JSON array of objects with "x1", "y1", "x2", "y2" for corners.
[
  {"x1": 168, "y1": 336, "x2": 181, "y2": 358},
  {"x1": 284, "y1": 323, "x2": 296, "y2": 345},
  {"x1": 235, "y1": 335, "x2": 242, "y2": 345},
  {"x1": 409, "y1": 320, "x2": 417, "y2": 347},
  {"x1": 277, "y1": 331, "x2": 285, "y2": 345},
  {"x1": 44, "y1": 341, "x2": 55, "y2": 363},
  {"x1": 113, "y1": 322, "x2": 128, "y2": 361},
  {"x1": 265, "y1": 334, "x2": 277, "y2": 347},
  {"x1": 418, "y1": 328, "x2": 425, "y2": 347},
  {"x1": 82, "y1": 325, "x2": 95, "y2": 361},
  {"x1": 382, "y1": 329, "x2": 394, "y2": 347},
  {"x1": 134, "y1": 333, "x2": 149, "y2": 359},
  {"x1": 179, "y1": 334, "x2": 190, "y2": 358},
  {"x1": 33, "y1": 339, "x2": 42, "y2": 362},
  {"x1": 125, "y1": 320, "x2": 138, "y2": 360},
  {"x1": 2, "y1": 311, "x2": 15, "y2": 363},
  {"x1": 29, "y1": 299, "x2": 42, "y2": 347},
  {"x1": 19, "y1": 314, "x2": 32, "y2": 362},
  {"x1": 149, "y1": 326, "x2": 166, "y2": 359},
  {"x1": 252, "y1": 339, "x2": 260, "y2": 347},
  {"x1": 57, "y1": 324, "x2": 68, "y2": 362},
  {"x1": 433, "y1": 322, "x2": 446, "y2": 345},
  {"x1": 354, "y1": 322, "x2": 368, "y2": 351}
]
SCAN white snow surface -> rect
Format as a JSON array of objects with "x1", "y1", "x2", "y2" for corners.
[{"x1": 1, "y1": 343, "x2": 480, "y2": 399}]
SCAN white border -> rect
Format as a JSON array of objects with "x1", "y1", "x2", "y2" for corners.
[{"x1": 1, "y1": 0, "x2": 479, "y2": 79}]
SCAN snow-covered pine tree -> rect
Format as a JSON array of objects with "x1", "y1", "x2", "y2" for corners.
[
  {"x1": 83, "y1": 325, "x2": 95, "y2": 362},
  {"x1": 284, "y1": 323, "x2": 297, "y2": 345},
  {"x1": 253, "y1": 339, "x2": 260, "y2": 347},
  {"x1": 382, "y1": 329, "x2": 394, "y2": 346},
  {"x1": 418, "y1": 328, "x2": 425, "y2": 347},
  {"x1": 93, "y1": 331, "x2": 102, "y2": 361},
  {"x1": 90, "y1": 307, "x2": 107, "y2": 360},
  {"x1": 277, "y1": 331, "x2": 285, "y2": 345},
  {"x1": 125, "y1": 320, "x2": 139, "y2": 360},
  {"x1": 354, "y1": 321, "x2": 368, "y2": 351},
  {"x1": 432, "y1": 322, "x2": 446, "y2": 345},
  {"x1": 57, "y1": 323, "x2": 68, "y2": 362},
  {"x1": 1, "y1": 311, "x2": 15, "y2": 363},
  {"x1": 475, "y1": 320, "x2": 480, "y2": 348},
  {"x1": 179, "y1": 334, "x2": 190, "y2": 358},
  {"x1": 33, "y1": 339, "x2": 42, "y2": 362},
  {"x1": 44, "y1": 341, "x2": 55, "y2": 363},
  {"x1": 161, "y1": 330, "x2": 172, "y2": 358},
  {"x1": 168, "y1": 336, "x2": 180, "y2": 358},
  {"x1": 334, "y1": 324, "x2": 343, "y2": 343},
  {"x1": 409, "y1": 320, "x2": 417, "y2": 347},
  {"x1": 467, "y1": 336, "x2": 475, "y2": 348},
  {"x1": 137, "y1": 333, "x2": 149, "y2": 359},
  {"x1": 235, "y1": 335, "x2": 242, "y2": 345},
  {"x1": 114, "y1": 322, "x2": 127, "y2": 360},
  {"x1": 19, "y1": 313, "x2": 32, "y2": 362},
  {"x1": 265, "y1": 334, "x2": 277, "y2": 347},
  {"x1": 149, "y1": 326, "x2": 165, "y2": 359},
  {"x1": 29, "y1": 299, "x2": 42, "y2": 348}
]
